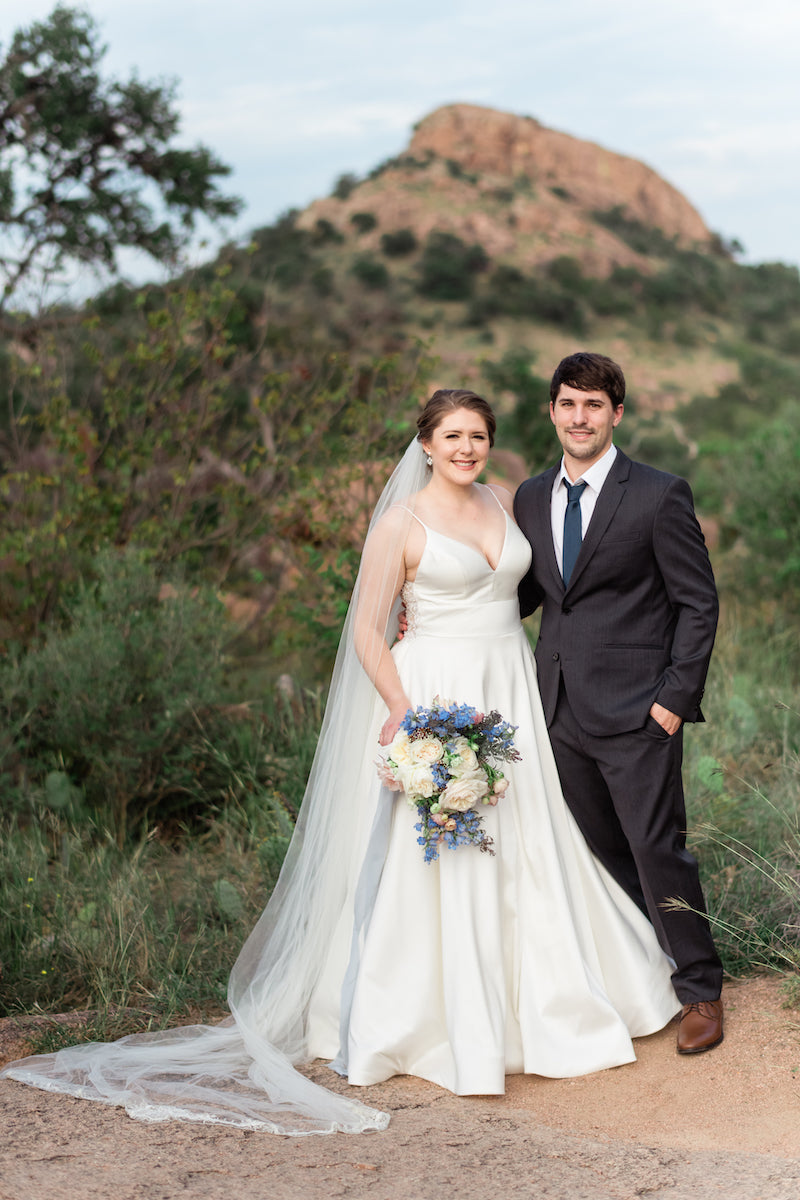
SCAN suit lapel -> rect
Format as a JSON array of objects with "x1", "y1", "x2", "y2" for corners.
[
  {"x1": 533, "y1": 466, "x2": 564, "y2": 592},
  {"x1": 565, "y1": 449, "x2": 631, "y2": 592}
]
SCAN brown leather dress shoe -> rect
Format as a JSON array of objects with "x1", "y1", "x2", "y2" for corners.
[{"x1": 676, "y1": 999, "x2": 724, "y2": 1054}]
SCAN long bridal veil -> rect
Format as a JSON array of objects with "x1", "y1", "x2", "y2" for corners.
[{"x1": 1, "y1": 439, "x2": 431, "y2": 1135}]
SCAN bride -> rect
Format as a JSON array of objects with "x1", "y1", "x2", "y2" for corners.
[{"x1": 1, "y1": 389, "x2": 679, "y2": 1134}]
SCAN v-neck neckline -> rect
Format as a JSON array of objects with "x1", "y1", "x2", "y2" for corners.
[{"x1": 416, "y1": 509, "x2": 509, "y2": 574}]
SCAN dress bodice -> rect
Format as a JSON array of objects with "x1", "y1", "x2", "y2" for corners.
[{"x1": 400, "y1": 512, "x2": 532, "y2": 640}]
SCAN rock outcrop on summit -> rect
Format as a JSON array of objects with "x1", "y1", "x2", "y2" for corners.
[
  {"x1": 411, "y1": 105, "x2": 710, "y2": 245},
  {"x1": 299, "y1": 103, "x2": 713, "y2": 277}
]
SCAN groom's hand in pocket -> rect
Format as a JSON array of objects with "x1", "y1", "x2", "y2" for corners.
[{"x1": 649, "y1": 702, "x2": 682, "y2": 736}]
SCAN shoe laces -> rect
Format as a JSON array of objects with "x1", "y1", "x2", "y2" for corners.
[{"x1": 680, "y1": 1001, "x2": 720, "y2": 1020}]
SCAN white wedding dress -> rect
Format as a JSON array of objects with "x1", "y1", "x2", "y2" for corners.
[
  {"x1": 306, "y1": 504, "x2": 680, "y2": 1094},
  {"x1": 1, "y1": 461, "x2": 679, "y2": 1134}
]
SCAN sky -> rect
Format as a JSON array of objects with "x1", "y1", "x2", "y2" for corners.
[{"x1": 2, "y1": 0, "x2": 800, "y2": 293}]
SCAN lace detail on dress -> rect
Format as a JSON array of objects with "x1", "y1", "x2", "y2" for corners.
[{"x1": 401, "y1": 581, "x2": 418, "y2": 637}]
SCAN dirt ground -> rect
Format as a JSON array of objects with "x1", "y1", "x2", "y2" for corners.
[{"x1": 1, "y1": 976, "x2": 799, "y2": 1200}]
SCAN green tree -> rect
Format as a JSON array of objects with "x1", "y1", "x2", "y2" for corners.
[
  {"x1": 416, "y1": 231, "x2": 488, "y2": 301},
  {"x1": 380, "y1": 229, "x2": 418, "y2": 257},
  {"x1": 482, "y1": 350, "x2": 553, "y2": 471},
  {"x1": 0, "y1": 4, "x2": 241, "y2": 317},
  {"x1": 0, "y1": 262, "x2": 430, "y2": 645},
  {"x1": 350, "y1": 254, "x2": 390, "y2": 289}
]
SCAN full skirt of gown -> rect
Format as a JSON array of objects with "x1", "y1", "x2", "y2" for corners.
[{"x1": 306, "y1": 513, "x2": 680, "y2": 1094}]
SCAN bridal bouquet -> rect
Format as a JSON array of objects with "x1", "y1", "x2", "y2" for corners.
[{"x1": 377, "y1": 699, "x2": 520, "y2": 863}]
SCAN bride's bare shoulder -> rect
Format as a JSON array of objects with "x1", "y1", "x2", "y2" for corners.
[
  {"x1": 485, "y1": 483, "x2": 515, "y2": 516},
  {"x1": 367, "y1": 499, "x2": 422, "y2": 545}
]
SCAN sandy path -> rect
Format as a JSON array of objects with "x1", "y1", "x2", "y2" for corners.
[{"x1": 1, "y1": 977, "x2": 799, "y2": 1199}]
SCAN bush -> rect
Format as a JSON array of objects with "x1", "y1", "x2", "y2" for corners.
[
  {"x1": 482, "y1": 350, "x2": 553, "y2": 471},
  {"x1": 249, "y1": 213, "x2": 312, "y2": 287},
  {"x1": 445, "y1": 159, "x2": 479, "y2": 184},
  {"x1": 416, "y1": 232, "x2": 488, "y2": 300},
  {"x1": 722, "y1": 403, "x2": 800, "y2": 603},
  {"x1": 380, "y1": 228, "x2": 418, "y2": 257},
  {"x1": 310, "y1": 266, "x2": 335, "y2": 297},
  {"x1": 332, "y1": 173, "x2": 359, "y2": 200},
  {"x1": 350, "y1": 254, "x2": 390, "y2": 290},
  {"x1": 480, "y1": 263, "x2": 587, "y2": 332},
  {"x1": 2, "y1": 549, "x2": 231, "y2": 841},
  {"x1": 311, "y1": 218, "x2": 344, "y2": 246},
  {"x1": 350, "y1": 211, "x2": 377, "y2": 234},
  {"x1": 592, "y1": 205, "x2": 679, "y2": 258},
  {"x1": 586, "y1": 266, "x2": 640, "y2": 316}
]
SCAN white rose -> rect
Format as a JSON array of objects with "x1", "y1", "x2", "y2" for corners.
[
  {"x1": 410, "y1": 737, "x2": 444, "y2": 765},
  {"x1": 388, "y1": 730, "x2": 414, "y2": 767},
  {"x1": 449, "y1": 737, "x2": 479, "y2": 775},
  {"x1": 400, "y1": 763, "x2": 437, "y2": 799},
  {"x1": 439, "y1": 773, "x2": 488, "y2": 812}
]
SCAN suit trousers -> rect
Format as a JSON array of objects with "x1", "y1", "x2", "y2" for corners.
[{"x1": 549, "y1": 679, "x2": 723, "y2": 1004}]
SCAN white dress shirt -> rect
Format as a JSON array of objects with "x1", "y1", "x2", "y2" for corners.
[{"x1": 551, "y1": 444, "x2": 618, "y2": 578}]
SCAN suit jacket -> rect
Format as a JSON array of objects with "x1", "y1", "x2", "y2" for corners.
[{"x1": 513, "y1": 449, "x2": 719, "y2": 736}]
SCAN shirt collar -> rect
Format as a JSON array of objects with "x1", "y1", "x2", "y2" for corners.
[{"x1": 557, "y1": 443, "x2": 617, "y2": 493}]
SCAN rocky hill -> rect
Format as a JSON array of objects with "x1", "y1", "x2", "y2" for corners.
[{"x1": 298, "y1": 103, "x2": 713, "y2": 278}]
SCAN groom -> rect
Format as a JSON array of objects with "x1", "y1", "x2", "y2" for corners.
[{"x1": 513, "y1": 351, "x2": 724, "y2": 1054}]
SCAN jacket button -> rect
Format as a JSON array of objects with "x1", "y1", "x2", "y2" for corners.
[
  {"x1": 562, "y1": 606, "x2": 572, "y2": 615},
  {"x1": 552, "y1": 652, "x2": 560, "y2": 661}
]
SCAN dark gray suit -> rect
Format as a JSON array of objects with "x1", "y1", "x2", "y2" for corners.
[{"x1": 514, "y1": 448, "x2": 723, "y2": 1003}]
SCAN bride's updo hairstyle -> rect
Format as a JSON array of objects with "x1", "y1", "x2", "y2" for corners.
[{"x1": 416, "y1": 388, "x2": 496, "y2": 448}]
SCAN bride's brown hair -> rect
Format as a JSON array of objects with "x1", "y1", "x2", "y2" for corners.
[{"x1": 416, "y1": 389, "x2": 496, "y2": 447}]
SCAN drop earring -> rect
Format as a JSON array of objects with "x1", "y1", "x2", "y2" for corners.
[{"x1": 426, "y1": 454, "x2": 433, "y2": 466}]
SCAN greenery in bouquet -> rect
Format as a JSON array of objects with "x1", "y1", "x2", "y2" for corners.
[{"x1": 378, "y1": 700, "x2": 520, "y2": 862}]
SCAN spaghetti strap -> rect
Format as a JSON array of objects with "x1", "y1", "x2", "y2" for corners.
[
  {"x1": 483, "y1": 484, "x2": 508, "y2": 515},
  {"x1": 394, "y1": 503, "x2": 429, "y2": 530}
]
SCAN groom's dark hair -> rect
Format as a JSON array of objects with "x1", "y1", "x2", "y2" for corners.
[{"x1": 550, "y1": 352, "x2": 626, "y2": 409}]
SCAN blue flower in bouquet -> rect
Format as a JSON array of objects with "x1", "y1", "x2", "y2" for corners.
[{"x1": 377, "y1": 698, "x2": 520, "y2": 862}]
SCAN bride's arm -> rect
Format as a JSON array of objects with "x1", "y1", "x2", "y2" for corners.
[{"x1": 353, "y1": 507, "x2": 416, "y2": 745}]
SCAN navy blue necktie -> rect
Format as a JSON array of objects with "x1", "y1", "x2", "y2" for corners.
[{"x1": 562, "y1": 480, "x2": 587, "y2": 585}]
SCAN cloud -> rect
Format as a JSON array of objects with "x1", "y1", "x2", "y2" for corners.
[{"x1": 2, "y1": 0, "x2": 799, "y2": 267}]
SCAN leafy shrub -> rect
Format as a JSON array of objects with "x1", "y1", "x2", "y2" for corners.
[
  {"x1": 332, "y1": 173, "x2": 359, "y2": 200},
  {"x1": 350, "y1": 254, "x2": 390, "y2": 290},
  {"x1": 445, "y1": 159, "x2": 479, "y2": 184},
  {"x1": 592, "y1": 206, "x2": 679, "y2": 258},
  {"x1": 380, "y1": 228, "x2": 418, "y2": 257},
  {"x1": 310, "y1": 266, "x2": 335, "y2": 297},
  {"x1": 2, "y1": 549, "x2": 231, "y2": 841},
  {"x1": 482, "y1": 264, "x2": 587, "y2": 333},
  {"x1": 0, "y1": 262, "x2": 429, "y2": 653},
  {"x1": 311, "y1": 218, "x2": 344, "y2": 246},
  {"x1": 416, "y1": 232, "x2": 488, "y2": 300},
  {"x1": 350, "y1": 211, "x2": 377, "y2": 234},
  {"x1": 482, "y1": 350, "x2": 554, "y2": 471},
  {"x1": 248, "y1": 213, "x2": 312, "y2": 286},
  {"x1": 546, "y1": 255, "x2": 587, "y2": 290},
  {"x1": 587, "y1": 266, "x2": 641, "y2": 316},
  {"x1": 722, "y1": 402, "x2": 800, "y2": 603},
  {"x1": 367, "y1": 151, "x2": 435, "y2": 180}
]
